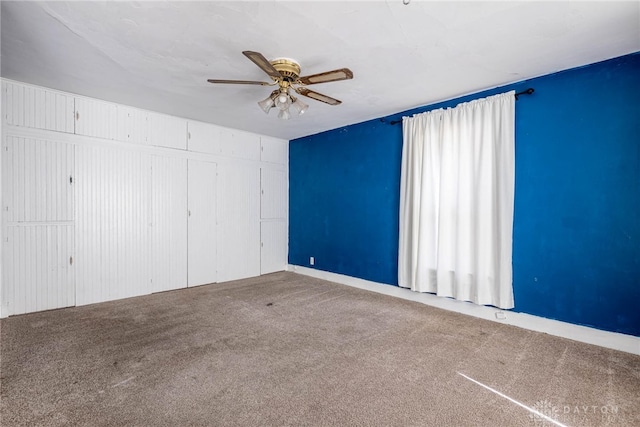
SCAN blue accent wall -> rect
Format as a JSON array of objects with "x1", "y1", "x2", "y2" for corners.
[{"x1": 289, "y1": 53, "x2": 640, "y2": 336}]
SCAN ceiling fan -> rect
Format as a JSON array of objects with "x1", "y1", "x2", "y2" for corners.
[{"x1": 207, "y1": 51, "x2": 353, "y2": 119}]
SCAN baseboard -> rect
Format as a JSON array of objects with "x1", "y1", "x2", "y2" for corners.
[{"x1": 287, "y1": 265, "x2": 640, "y2": 356}]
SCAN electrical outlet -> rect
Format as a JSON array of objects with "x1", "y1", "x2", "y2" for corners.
[
  {"x1": 495, "y1": 311, "x2": 506, "y2": 320},
  {"x1": 310, "y1": 257, "x2": 315, "y2": 266}
]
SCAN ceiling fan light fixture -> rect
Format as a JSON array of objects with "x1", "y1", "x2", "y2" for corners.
[
  {"x1": 257, "y1": 97, "x2": 274, "y2": 114},
  {"x1": 275, "y1": 89, "x2": 292, "y2": 111},
  {"x1": 278, "y1": 108, "x2": 291, "y2": 120},
  {"x1": 258, "y1": 90, "x2": 278, "y2": 113},
  {"x1": 290, "y1": 97, "x2": 309, "y2": 116}
]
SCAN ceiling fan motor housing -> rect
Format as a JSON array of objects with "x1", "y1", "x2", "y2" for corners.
[{"x1": 271, "y1": 58, "x2": 301, "y2": 82}]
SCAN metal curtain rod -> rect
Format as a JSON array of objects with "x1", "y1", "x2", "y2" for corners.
[
  {"x1": 386, "y1": 88, "x2": 535, "y2": 125},
  {"x1": 514, "y1": 87, "x2": 535, "y2": 99}
]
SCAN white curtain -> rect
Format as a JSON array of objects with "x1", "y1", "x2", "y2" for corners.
[{"x1": 398, "y1": 91, "x2": 515, "y2": 309}]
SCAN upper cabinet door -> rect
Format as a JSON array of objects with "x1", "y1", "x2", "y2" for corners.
[
  {"x1": 261, "y1": 136, "x2": 288, "y2": 165},
  {"x1": 187, "y1": 120, "x2": 261, "y2": 161},
  {"x1": 3, "y1": 81, "x2": 74, "y2": 133},
  {"x1": 76, "y1": 98, "x2": 187, "y2": 148},
  {"x1": 149, "y1": 113, "x2": 187, "y2": 150},
  {"x1": 232, "y1": 131, "x2": 260, "y2": 161},
  {"x1": 74, "y1": 97, "x2": 118, "y2": 140},
  {"x1": 116, "y1": 106, "x2": 150, "y2": 145},
  {"x1": 187, "y1": 120, "x2": 224, "y2": 155}
]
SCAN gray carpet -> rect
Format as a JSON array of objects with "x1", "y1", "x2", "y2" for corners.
[{"x1": 1, "y1": 272, "x2": 638, "y2": 426}]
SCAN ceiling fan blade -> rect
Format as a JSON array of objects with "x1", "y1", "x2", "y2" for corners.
[
  {"x1": 207, "y1": 79, "x2": 271, "y2": 86},
  {"x1": 298, "y1": 68, "x2": 353, "y2": 85},
  {"x1": 242, "y1": 51, "x2": 282, "y2": 80},
  {"x1": 295, "y1": 88, "x2": 342, "y2": 106}
]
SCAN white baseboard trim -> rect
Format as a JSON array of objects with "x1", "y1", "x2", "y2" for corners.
[{"x1": 287, "y1": 265, "x2": 640, "y2": 355}]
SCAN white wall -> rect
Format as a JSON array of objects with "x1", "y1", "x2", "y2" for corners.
[{"x1": 0, "y1": 79, "x2": 288, "y2": 317}]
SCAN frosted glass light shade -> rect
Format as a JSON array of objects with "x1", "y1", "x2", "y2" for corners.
[
  {"x1": 258, "y1": 95, "x2": 275, "y2": 113},
  {"x1": 275, "y1": 90, "x2": 292, "y2": 111},
  {"x1": 257, "y1": 89, "x2": 307, "y2": 119},
  {"x1": 291, "y1": 98, "x2": 309, "y2": 116},
  {"x1": 278, "y1": 108, "x2": 291, "y2": 120}
]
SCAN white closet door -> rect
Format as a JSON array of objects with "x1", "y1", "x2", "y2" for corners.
[
  {"x1": 260, "y1": 221, "x2": 287, "y2": 275},
  {"x1": 151, "y1": 156, "x2": 188, "y2": 293},
  {"x1": 259, "y1": 167, "x2": 287, "y2": 275},
  {"x1": 3, "y1": 225, "x2": 75, "y2": 315},
  {"x1": 3, "y1": 137, "x2": 74, "y2": 223},
  {"x1": 1, "y1": 137, "x2": 75, "y2": 315},
  {"x1": 260, "y1": 168, "x2": 287, "y2": 219},
  {"x1": 187, "y1": 159, "x2": 217, "y2": 287},
  {"x1": 75, "y1": 146, "x2": 151, "y2": 305},
  {"x1": 216, "y1": 163, "x2": 260, "y2": 282}
]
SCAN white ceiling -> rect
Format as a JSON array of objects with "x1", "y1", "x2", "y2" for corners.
[{"x1": 2, "y1": 1, "x2": 638, "y2": 140}]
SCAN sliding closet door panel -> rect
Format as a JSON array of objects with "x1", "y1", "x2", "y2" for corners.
[
  {"x1": 217, "y1": 163, "x2": 260, "y2": 282},
  {"x1": 75, "y1": 145, "x2": 151, "y2": 305},
  {"x1": 151, "y1": 156, "x2": 188, "y2": 293},
  {"x1": 187, "y1": 159, "x2": 217, "y2": 287},
  {"x1": 3, "y1": 137, "x2": 74, "y2": 223},
  {"x1": 3, "y1": 225, "x2": 74, "y2": 315}
]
